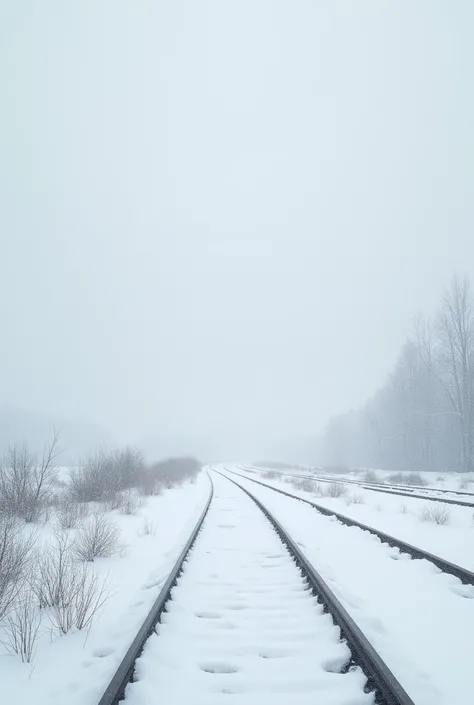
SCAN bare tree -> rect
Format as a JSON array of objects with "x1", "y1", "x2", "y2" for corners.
[
  {"x1": 436, "y1": 275, "x2": 474, "y2": 472},
  {"x1": 0, "y1": 433, "x2": 60, "y2": 522},
  {"x1": 319, "y1": 275, "x2": 474, "y2": 474}
]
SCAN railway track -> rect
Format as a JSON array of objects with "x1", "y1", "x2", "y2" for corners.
[
  {"x1": 98, "y1": 471, "x2": 414, "y2": 705},
  {"x1": 250, "y1": 465, "x2": 474, "y2": 499},
  {"x1": 227, "y1": 468, "x2": 474, "y2": 586},
  {"x1": 247, "y1": 466, "x2": 474, "y2": 509}
]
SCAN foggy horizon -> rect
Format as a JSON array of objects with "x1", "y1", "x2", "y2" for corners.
[{"x1": 2, "y1": 3, "x2": 474, "y2": 461}]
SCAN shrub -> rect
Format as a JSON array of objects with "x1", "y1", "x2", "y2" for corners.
[
  {"x1": 118, "y1": 490, "x2": 144, "y2": 515},
  {"x1": 138, "y1": 457, "x2": 201, "y2": 495},
  {"x1": 294, "y1": 478, "x2": 315, "y2": 493},
  {"x1": 0, "y1": 517, "x2": 36, "y2": 620},
  {"x1": 263, "y1": 470, "x2": 279, "y2": 480},
  {"x1": 33, "y1": 531, "x2": 77, "y2": 609},
  {"x1": 387, "y1": 472, "x2": 405, "y2": 484},
  {"x1": 1, "y1": 595, "x2": 41, "y2": 663},
  {"x1": 139, "y1": 518, "x2": 157, "y2": 536},
  {"x1": 406, "y1": 472, "x2": 427, "y2": 486},
  {"x1": 346, "y1": 493, "x2": 365, "y2": 505},
  {"x1": 0, "y1": 435, "x2": 59, "y2": 522},
  {"x1": 364, "y1": 470, "x2": 379, "y2": 483},
  {"x1": 459, "y1": 476, "x2": 472, "y2": 490},
  {"x1": 31, "y1": 528, "x2": 110, "y2": 636},
  {"x1": 137, "y1": 471, "x2": 162, "y2": 496},
  {"x1": 419, "y1": 505, "x2": 450, "y2": 525},
  {"x1": 55, "y1": 498, "x2": 89, "y2": 530},
  {"x1": 324, "y1": 481, "x2": 347, "y2": 498},
  {"x1": 69, "y1": 447, "x2": 145, "y2": 504},
  {"x1": 387, "y1": 471, "x2": 427, "y2": 486},
  {"x1": 73, "y1": 513, "x2": 120, "y2": 562},
  {"x1": 399, "y1": 503, "x2": 409, "y2": 514}
]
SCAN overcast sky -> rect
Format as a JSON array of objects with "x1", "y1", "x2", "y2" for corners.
[{"x1": 1, "y1": 2, "x2": 473, "y2": 459}]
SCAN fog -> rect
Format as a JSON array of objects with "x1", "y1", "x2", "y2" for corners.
[{"x1": 1, "y1": 2, "x2": 473, "y2": 461}]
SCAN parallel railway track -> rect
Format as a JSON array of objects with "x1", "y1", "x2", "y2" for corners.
[
  {"x1": 246, "y1": 466, "x2": 474, "y2": 509},
  {"x1": 98, "y1": 471, "x2": 414, "y2": 705},
  {"x1": 228, "y1": 468, "x2": 474, "y2": 587}
]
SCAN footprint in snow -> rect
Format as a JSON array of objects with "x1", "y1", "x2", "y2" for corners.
[{"x1": 93, "y1": 647, "x2": 115, "y2": 658}]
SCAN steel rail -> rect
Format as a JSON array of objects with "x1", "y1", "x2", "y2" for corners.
[
  {"x1": 97, "y1": 475, "x2": 214, "y2": 705},
  {"x1": 216, "y1": 469, "x2": 415, "y2": 705},
  {"x1": 248, "y1": 466, "x2": 474, "y2": 508},
  {"x1": 226, "y1": 468, "x2": 474, "y2": 586}
]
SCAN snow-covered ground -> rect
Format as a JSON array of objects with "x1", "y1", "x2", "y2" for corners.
[
  {"x1": 238, "y1": 467, "x2": 474, "y2": 571},
  {"x1": 251, "y1": 465, "x2": 474, "y2": 495},
  {"x1": 330, "y1": 468, "x2": 474, "y2": 495},
  {"x1": 0, "y1": 474, "x2": 210, "y2": 705},
  {"x1": 5, "y1": 463, "x2": 471, "y2": 705},
  {"x1": 224, "y1": 468, "x2": 474, "y2": 705},
  {"x1": 126, "y1": 471, "x2": 371, "y2": 705}
]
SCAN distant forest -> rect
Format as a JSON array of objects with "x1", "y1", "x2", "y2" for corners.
[{"x1": 321, "y1": 275, "x2": 474, "y2": 474}]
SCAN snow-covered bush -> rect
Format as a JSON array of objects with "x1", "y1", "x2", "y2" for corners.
[
  {"x1": 0, "y1": 517, "x2": 36, "y2": 620},
  {"x1": 1, "y1": 595, "x2": 41, "y2": 663},
  {"x1": 118, "y1": 490, "x2": 144, "y2": 515},
  {"x1": 139, "y1": 518, "x2": 157, "y2": 536},
  {"x1": 55, "y1": 497, "x2": 89, "y2": 530},
  {"x1": 388, "y1": 471, "x2": 427, "y2": 486},
  {"x1": 387, "y1": 472, "x2": 405, "y2": 484},
  {"x1": 69, "y1": 448, "x2": 145, "y2": 504},
  {"x1": 419, "y1": 505, "x2": 450, "y2": 525},
  {"x1": 364, "y1": 470, "x2": 379, "y2": 483},
  {"x1": 33, "y1": 530, "x2": 110, "y2": 634},
  {"x1": 73, "y1": 513, "x2": 121, "y2": 562},
  {"x1": 324, "y1": 481, "x2": 347, "y2": 498},
  {"x1": 33, "y1": 531, "x2": 77, "y2": 609},
  {"x1": 138, "y1": 457, "x2": 201, "y2": 495},
  {"x1": 0, "y1": 436, "x2": 59, "y2": 523},
  {"x1": 346, "y1": 492, "x2": 365, "y2": 505},
  {"x1": 406, "y1": 472, "x2": 427, "y2": 486},
  {"x1": 263, "y1": 470, "x2": 279, "y2": 480},
  {"x1": 294, "y1": 478, "x2": 315, "y2": 493}
]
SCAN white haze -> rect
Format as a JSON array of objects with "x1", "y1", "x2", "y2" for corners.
[{"x1": 1, "y1": 2, "x2": 473, "y2": 460}]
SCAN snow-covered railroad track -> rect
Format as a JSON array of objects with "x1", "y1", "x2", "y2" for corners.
[
  {"x1": 253, "y1": 467, "x2": 474, "y2": 508},
  {"x1": 225, "y1": 468, "x2": 474, "y2": 704},
  {"x1": 98, "y1": 472, "x2": 413, "y2": 705},
  {"x1": 228, "y1": 468, "x2": 474, "y2": 586}
]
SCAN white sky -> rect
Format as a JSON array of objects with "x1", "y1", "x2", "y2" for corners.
[{"x1": 1, "y1": 2, "x2": 473, "y2": 458}]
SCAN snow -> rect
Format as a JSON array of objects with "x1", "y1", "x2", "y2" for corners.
[
  {"x1": 239, "y1": 467, "x2": 474, "y2": 571},
  {"x1": 125, "y1": 472, "x2": 372, "y2": 705},
  {"x1": 225, "y1": 467, "x2": 474, "y2": 705},
  {"x1": 5, "y1": 463, "x2": 471, "y2": 704},
  {"x1": 0, "y1": 474, "x2": 210, "y2": 705}
]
